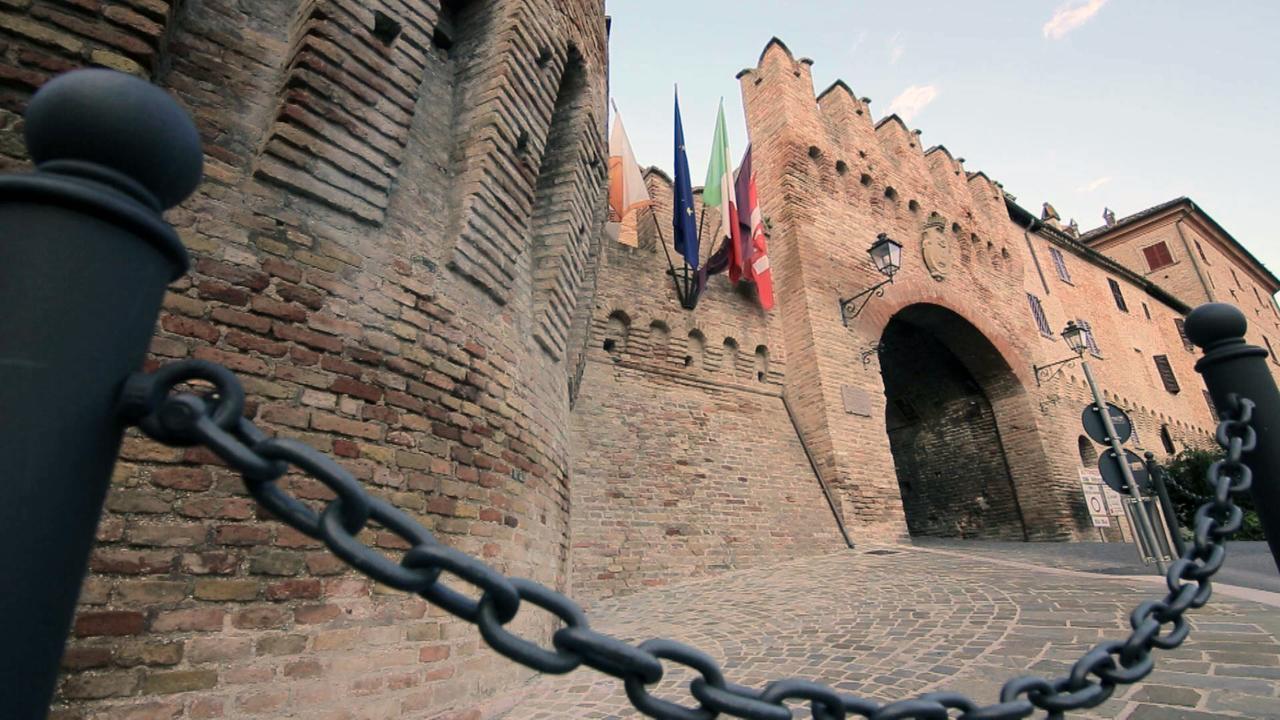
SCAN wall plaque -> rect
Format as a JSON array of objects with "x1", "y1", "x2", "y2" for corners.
[{"x1": 842, "y1": 385, "x2": 871, "y2": 417}]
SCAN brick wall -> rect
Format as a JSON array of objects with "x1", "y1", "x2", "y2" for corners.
[{"x1": 2, "y1": 0, "x2": 609, "y2": 717}]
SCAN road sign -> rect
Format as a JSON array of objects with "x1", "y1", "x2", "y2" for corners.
[
  {"x1": 1098, "y1": 448, "x2": 1150, "y2": 495},
  {"x1": 1081, "y1": 484, "x2": 1111, "y2": 527},
  {"x1": 1082, "y1": 402, "x2": 1133, "y2": 445}
]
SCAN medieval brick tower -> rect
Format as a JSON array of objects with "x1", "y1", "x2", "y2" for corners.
[
  {"x1": 2, "y1": 0, "x2": 611, "y2": 717},
  {"x1": 2, "y1": 3, "x2": 1279, "y2": 718}
]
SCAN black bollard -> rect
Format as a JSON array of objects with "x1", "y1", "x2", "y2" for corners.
[
  {"x1": 0, "y1": 69, "x2": 201, "y2": 718},
  {"x1": 1186, "y1": 303, "x2": 1280, "y2": 573}
]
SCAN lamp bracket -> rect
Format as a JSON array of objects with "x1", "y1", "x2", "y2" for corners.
[
  {"x1": 1033, "y1": 354, "x2": 1080, "y2": 387},
  {"x1": 839, "y1": 276, "x2": 893, "y2": 327}
]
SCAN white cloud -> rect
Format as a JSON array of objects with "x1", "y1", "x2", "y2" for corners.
[
  {"x1": 1077, "y1": 176, "x2": 1112, "y2": 192},
  {"x1": 1043, "y1": 0, "x2": 1109, "y2": 40},
  {"x1": 888, "y1": 32, "x2": 905, "y2": 64},
  {"x1": 887, "y1": 85, "x2": 938, "y2": 122}
]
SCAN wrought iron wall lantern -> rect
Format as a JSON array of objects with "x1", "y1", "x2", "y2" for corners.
[
  {"x1": 1033, "y1": 320, "x2": 1090, "y2": 386},
  {"x1": 839, "y1": 233, "x2": 902, "y2": 326}
]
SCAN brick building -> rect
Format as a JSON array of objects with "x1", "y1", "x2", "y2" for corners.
[{"x1": 1, "y1": 4, "x2": 1278, "y2": 718}]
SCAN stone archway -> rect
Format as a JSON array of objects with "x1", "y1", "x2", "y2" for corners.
[{"x1": 879, "y1": 304, "x2": 1030, "y2": 540}]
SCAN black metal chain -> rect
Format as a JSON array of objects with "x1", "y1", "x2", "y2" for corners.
[{"x1": 117, "y1": 359, "x2": 1259, "y2": 720}]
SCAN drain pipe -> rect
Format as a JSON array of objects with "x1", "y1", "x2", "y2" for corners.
[{"x1": 781, "y1": 392, "x2": 855, "y2": 548}]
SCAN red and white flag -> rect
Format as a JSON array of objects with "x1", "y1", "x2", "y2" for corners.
[{"x1": 734, "y1": 145, "x2": 773, "y2": 311}]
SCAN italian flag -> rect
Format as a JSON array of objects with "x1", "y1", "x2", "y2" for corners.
[{"x1": 703, "y1": 100, "x2": 742, "y2": 284}]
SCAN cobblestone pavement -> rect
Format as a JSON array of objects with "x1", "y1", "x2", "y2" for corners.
[{"x1": 478, "y1": 546, "x2": 1280, "y2": 720}]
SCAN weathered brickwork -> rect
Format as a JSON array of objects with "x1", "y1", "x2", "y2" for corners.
[
  {"x1": 723, "y1": 37, "x2": 1278, "y2": 548},
  {"x1": 4, "y1": 0, "x2": 607, "y2": 718},
  {"x1": 4, "y1": 7, "x2": 1280, "y2": 717}
]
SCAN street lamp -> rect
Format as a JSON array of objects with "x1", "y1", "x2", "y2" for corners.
[
  {"x1": 1034, "y1": 320, "x2": 1168, "y2": 573},
  {"x1": 1033, "y1": 320, "x2": 1087, "y2": 386},
  {"x1": 840, "y1": 233, "x2": 902, "y2": 326}
]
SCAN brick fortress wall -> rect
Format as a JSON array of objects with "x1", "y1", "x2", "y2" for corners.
[
  {"x1": 736, "y1": 39, "x2": 1222, "y2": 544},
  {"x1": 2, "y1": 0, "x2": 608, "y2": 717},
  {"x1": 568, "y1": 170, "x2": 847, "y2": 601}
]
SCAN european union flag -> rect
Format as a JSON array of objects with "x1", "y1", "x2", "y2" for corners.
[{"x1": 672, "y1": 90, "x2": 699, "y2": 270}]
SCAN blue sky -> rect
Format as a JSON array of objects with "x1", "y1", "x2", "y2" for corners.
[{"x1": 606, "y1": 0, "x2": 1280, "y2": 289}]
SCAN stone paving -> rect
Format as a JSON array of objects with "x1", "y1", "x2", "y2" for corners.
[{"x1": 477, "y1": 546, "x2": 1280, "y2": 719}]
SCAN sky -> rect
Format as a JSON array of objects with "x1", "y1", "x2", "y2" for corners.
[{"x1": 605, "y1": 0, "x2": 1280, "y2": 289}]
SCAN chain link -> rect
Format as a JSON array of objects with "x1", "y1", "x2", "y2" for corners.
[{"x1": 119, "y1": 360, "x2": 1259, "y2": 720}]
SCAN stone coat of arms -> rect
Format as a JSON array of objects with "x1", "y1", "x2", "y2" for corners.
[{"x1": 921, "y1": 212, "x2": 952, "y2": 281}]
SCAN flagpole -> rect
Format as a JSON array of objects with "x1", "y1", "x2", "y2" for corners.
[{"x1": 650, "y1": 208, "x2": 688, "y2": 306}]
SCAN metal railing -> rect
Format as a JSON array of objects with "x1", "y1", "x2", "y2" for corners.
[{"x1": 2, "y1": 68, "x2": 1279, "y2": 720}]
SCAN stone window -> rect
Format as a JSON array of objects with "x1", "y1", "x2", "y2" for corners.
[
  {"x1": 1141, "y1": 241, "x2": 1174, "y2": 272},
  {"x1": 685, "y1": 330, "x2": 705, "y2": 368},
  {"x1": 1047, "y1": 246, "x2": 1071, "y2": 283},
  {"x1": 1152, "y1": 354, "x2": 1180, "y2": 393},
  {"x1": 722, "y1": 338, "x2": 739, "y2": 375},
  {"x1": 1204, "y1": 389, "x2": 1219, "y2": 421},
  {"x1": 754, "y1": 345, "x2": 769, "y2": 381},
  {"x1": 1142, "y1": 302, "x2": 1151, "y2": 320},
  {"x1": 1195, "y1": 239, "x2": 1209, "y2": 264},
  {"x1": 1265, "y1": 336, "x2": 1277, "y2": 365},
  {"x1": 603, "y1": 311, "x2": 630, "y2": 354},
  {"x1": 1230, "y1": 268, "x2": 1242, "y2": 288},
  {"x1": 1174, "y1": 318, "x2": 1194, "y2": 352},
  {"x1": 1026, "y1": 293, "x2": 1051, "y2": 336},
  {"x1": 1107, "y1": 278, "x2": 1129, "y2": 313},
  {"x1": 1160, "y1": 425, "x2": 1177, "y2": 454}
]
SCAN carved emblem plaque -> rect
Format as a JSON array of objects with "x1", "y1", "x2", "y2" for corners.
[{"x1": 921, "y1": 212, "x2": 952, "y2": 281}]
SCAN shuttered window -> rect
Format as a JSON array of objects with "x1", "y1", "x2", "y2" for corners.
[
  {"x1": 1047, "y1": 247, "x2": 1071, "y2": 283},
  {"x1": 1108, "y1": 278, "x2": 1129, "y2": 312},
  {"x1": 1204, "y1": 390, "x2": 1219, "y2": 421},
  {"x1": 1142, "y1": 241, "x2": 1175, "y2": 271},
  {"x1": 1078, "y1": 318, "x2": 1101, "y2": 356},
  {"x1": 1153, "y1": 354, "x2": 1180, "y2": 393},
  {"x1": 1160, "y1": 425, "x2": 1176, "y2": 454},
  {"x1": 1173, "y1": 318, "x2": 1194, "y2": 352},
  {"x1": 1027, "y1": 293, "x2": 1052, "y2": 336}
]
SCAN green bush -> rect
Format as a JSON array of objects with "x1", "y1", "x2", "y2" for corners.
[{"x1": 1159, "y1": 447, "x2": 1264, "y2": 541}]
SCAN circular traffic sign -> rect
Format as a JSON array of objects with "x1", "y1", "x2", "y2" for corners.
[
  {"x1": 1098, "y1": 448, "x2": 1150, "y2": 495},
  {"x1": 1082, "y1": 402, "x2": 1133, "y2": 445}
]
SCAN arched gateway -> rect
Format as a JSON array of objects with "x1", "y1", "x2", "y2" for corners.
[{"x1": 877, "y1": 303, "x2": 1044, "y2": 540}]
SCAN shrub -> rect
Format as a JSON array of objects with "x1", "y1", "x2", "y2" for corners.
[{"x1": 1159, "y1": 447, "x2": 1264, "y2": 541}]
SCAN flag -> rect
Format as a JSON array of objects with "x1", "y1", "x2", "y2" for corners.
[
  {"x1": 672, "y1": 90, "x2": 699, "y2": 270},
  {"x1": 702, "y1": 99, "x2": 741, "y2": 281},
  {"x1": 607, "y1": 105, "x2": 651, "y2": 224},
  {"x1": 735, "y1": 145, "x2": 774, "y2": 311}
]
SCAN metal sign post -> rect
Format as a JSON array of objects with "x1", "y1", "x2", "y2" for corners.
[{"x1": 1080, "y1": 360, "x2": 1167, "y2": 573}]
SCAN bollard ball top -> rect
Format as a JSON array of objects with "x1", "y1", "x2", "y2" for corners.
[
  {"x1": 1184, "y1": 302, "x2": 1247, "y2": 350},
  {"x1": 24, "y1": 68, "x2": 203, "y2": 210}
]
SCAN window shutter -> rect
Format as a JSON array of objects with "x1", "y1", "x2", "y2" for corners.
[
  {"x1": 1204, "y1": 390, "x2": 1219, "y2": 421},
  {"x1": 1173, "y1": 318, "x2": 1193, "y2": 352},
  {"x1": 1048, "y1": 247, "x2": 1071, "y2": 282},
  {"x1": 1142, "y1": 242, "x2": 1174, "y2": 271},
  {"x1": 1078, "y1": 319, "x2": 1101, "y2": 355},
  {"x1": 1108, "y1": 278, "x2": 1129, "y2": 312},
  {"x1": 1153, "y1": 354, "x2": 1180, "y2": 393},
  {"x1": 1027, "y1": 293, "x2": 1051, "y2": 335}
]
